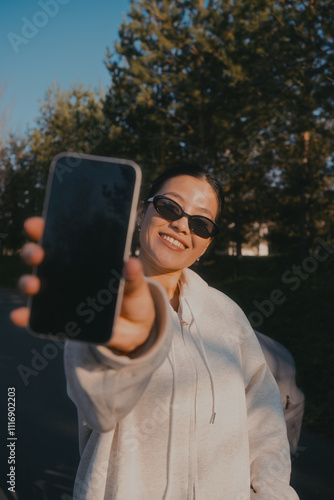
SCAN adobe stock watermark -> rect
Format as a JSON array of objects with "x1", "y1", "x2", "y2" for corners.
[
  {"x1": 17, "y1": 268, "x2": 122, "y2": 386},
  {"x1": 248, "y1": 236, "x2": 333, "y2": 328},
  {"x1": 7, "y1": 0, "x2": 71, "y2": 55},
  {"x1": 70, "y1": 394, "x2": 172, "y2": 499}
]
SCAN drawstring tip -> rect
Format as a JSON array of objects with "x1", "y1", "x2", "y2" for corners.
[{"x1": 210, "y1": 412, "x2": 216, "y2": 424}]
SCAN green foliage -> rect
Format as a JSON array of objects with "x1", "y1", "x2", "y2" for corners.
[
  {"x1": 203, "y1": 252, "x2": 334, "y2": 439},
  {"x1": 30, "y1": 82, "x2": 106, "y2": 188},
  {"x1": 103, "y1": 0, "x2": 334, "y2": 257},
  {"x1": 0, "y1": 84, "x2": 106, "y2": 253},
  {"x1": 1, "y1": 0, "x2": 333, "y2": 260},
  {"x1": 0, "y1": 136, "x2": 42, "y2": 253}
]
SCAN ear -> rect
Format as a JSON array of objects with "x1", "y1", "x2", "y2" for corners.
[{"x1": 137, "y1": 201, "x2": 145, "y2": 225}]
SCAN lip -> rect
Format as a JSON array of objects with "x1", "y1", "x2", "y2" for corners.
[{"x1": 158, "y1": 232, "x2": 189, "y2": 251}]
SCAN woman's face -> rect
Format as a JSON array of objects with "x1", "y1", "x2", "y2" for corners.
[{"x1": 137, "y1": 175, "x2": 219, "y2": 274}]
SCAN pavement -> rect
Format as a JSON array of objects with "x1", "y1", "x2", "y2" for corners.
[
  {"x1": 290, "y1": 426, "x2": 334, "y2": 500},
  {"x1": 0, "y1": 290, "x2": 79, "y2": 499},
  {"x1": 0, "y1": 289, "x2": 333, "y2": 499}
]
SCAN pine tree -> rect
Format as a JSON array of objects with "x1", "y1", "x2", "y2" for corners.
[
  {"x1": 103, "y1": 0, "x2": 334, "y2": 255},
  {"x1": 103, "y1": 0, "x2": 282, "y2": 254},
  {"x1": 231, "y1": 0, "x2": 334, "y2": 257},
  {"x1": 0, "y1": 83, "x2": 107, "y2": 252}
]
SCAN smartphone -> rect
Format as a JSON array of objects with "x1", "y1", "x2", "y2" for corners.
[{"x1": 27, "y1": 152, "x2": 141, "y2": 344}]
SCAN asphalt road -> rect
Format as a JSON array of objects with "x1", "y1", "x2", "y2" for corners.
[
  {"x1": 0, "y1": 289, "x2": 333, "y2": 499},
  {"x1": 291, "y1": 425, "x2": 334, "y2": 500},
  {"x1": 0, "y1": 289, "x2": 79, "y2": 499}
]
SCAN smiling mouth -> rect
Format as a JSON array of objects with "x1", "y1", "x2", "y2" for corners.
[{"x1": 159, "y1": 233, "x2": 187, "y2": 250}]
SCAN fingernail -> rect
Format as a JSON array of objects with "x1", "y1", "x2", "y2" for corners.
[
  {"x1": 23, "y1": 243, "x2": 34, "y2": 252},
  {"x1": 18, "y1": 275, "x2": 30, "y2": 287},
  {"x1": 22, "y1": 244, "x2": 36, "y2": 259}
]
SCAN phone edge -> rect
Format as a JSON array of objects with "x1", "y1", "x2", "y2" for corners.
[{"x1": 26, "y1": 152, "x2": 142, "y2": 345}]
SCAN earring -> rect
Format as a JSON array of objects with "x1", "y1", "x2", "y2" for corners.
[
  {"x1": 137, "y1": 225, "x2": 141, "y2": 232},
  {"x1": 197, "y1": 257, "x2": 200, "y2": 262}
]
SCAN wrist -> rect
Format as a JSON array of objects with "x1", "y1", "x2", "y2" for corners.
[
  {"x1": 109, "y1": 344, "x2": 143, "y2": 357},
  {"x1": 108, "y1": 333, "x2": 151, "y2": 358}
]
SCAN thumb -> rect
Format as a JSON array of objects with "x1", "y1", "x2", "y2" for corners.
[{"x1": 123, "y1": 257, "x2": 145, "y2": 297}]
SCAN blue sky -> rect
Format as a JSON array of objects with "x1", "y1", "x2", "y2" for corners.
[{"x1": 1, "y1": 0, "x2": 131, "y2": 139}]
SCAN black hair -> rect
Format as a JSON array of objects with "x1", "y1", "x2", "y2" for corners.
[{"x1": 145, "y1": 164, "x2": 225, "y2": 222}]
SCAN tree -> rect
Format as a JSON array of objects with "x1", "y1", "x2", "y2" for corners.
[
  {"x1": 0, "y1": 83, "x2": 107, "y2": 253},
  {"x1": 102, "y1": 0, "x2": 286, "y2": 255},
  {"x1": 103, "y1": 0, "x2": 334, "y2": 256},
  {"x1": 0, "y1": 136, "x2": 38, "y2": 253},
  {"x1": 29, "y1": 82, "x2": 106, "y2": 189}
]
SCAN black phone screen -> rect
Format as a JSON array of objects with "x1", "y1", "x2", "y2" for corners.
[{"x1": 28, "y1": 153, "x2": 141, "y2": 344}]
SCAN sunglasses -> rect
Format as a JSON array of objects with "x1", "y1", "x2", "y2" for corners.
[{"x1": 146, "y1": 195, "x2": 220, "y2": 239}]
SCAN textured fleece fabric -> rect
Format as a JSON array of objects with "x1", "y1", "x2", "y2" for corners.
[{"x1": 65, "y1": 269, "x2": 299, "y2": 500}]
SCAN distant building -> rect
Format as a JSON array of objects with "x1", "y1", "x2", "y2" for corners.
[{"x1": 228, "y1": 223, "x2": 269, "y2": 257}]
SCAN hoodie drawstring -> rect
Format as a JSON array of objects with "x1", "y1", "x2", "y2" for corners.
[
  {"x1": 163, "y1": 287, "x2": 217, "y2": 499},
  {"x1": 184, "y1": 297, "x2": 217, "y2": 424},
  {"x1": 163, "y1": 341, "x2": 177, "y2": 500}
]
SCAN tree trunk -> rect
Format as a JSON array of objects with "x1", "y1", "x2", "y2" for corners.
[{"x1": 300, "y1": 131, "x2": 310, "y2": 260}]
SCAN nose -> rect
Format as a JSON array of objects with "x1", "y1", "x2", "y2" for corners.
[{"x1": 170, "y1": 216, "x2": 190, "y2": 234}]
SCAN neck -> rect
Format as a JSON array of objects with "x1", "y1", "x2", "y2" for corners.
[{"x1": 138, "y1": 251, "x2": 182, "y2": 310}]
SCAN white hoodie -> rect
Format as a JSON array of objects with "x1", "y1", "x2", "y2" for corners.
[{"x1": 65, "y1": 268, "x2": 299, "y2": 500}]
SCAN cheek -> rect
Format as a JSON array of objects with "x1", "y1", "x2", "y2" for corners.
[
  {"x1": 141, "y1": 209, "x2": 169, "y2": 235},
  {"x1": 139, "y1": 214, "x2": 159, "y2": 246},
  {"x1": 194, "y1": 241, "x2": 210, "y2": 259}
]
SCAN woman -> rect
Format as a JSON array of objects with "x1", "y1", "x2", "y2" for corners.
[{"x1": 12, "y1": 165, "x2": 299, "y2": 499}]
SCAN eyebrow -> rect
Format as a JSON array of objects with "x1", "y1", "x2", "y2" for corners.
[{"x1": 162, "y1": 192, "x2": 214, "y2": 218}]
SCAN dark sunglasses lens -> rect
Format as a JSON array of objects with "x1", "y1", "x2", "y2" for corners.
[
  {"x1": 189, "y1": 217, "x2": 214, "y2": 238},
  {"x1": 153, "y1": 196, "x2": 218, "y2": 238},
  {"x1": 155, "y1": 198, "x2": 182, "y2": 220}
]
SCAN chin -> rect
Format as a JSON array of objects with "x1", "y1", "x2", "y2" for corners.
[{"x1": 153, "y1": 254, "x2": 186, "y2": 272}]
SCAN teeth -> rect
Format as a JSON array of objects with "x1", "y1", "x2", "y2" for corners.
[{"x1": 161, "y1": 234, "x2": 186, "y2": 249}]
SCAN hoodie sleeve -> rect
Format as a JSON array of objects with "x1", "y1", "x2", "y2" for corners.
[
  {"x1": 64, "y1": 277, "x2": 172, "y2": 433},
  {"x1": 240, "y1": 323, "x2": 299, "y2": 500}
]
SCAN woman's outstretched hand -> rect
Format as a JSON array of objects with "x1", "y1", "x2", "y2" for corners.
[
  {"x1": 10, "y1": 217, "x2": 156, "y2": 354},
  {"x1": 9, "y1": 217, "x2": 45, "y2": 328}
]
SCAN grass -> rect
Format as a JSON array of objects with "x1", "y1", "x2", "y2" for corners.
[{"x1": 2, "y1": 252, "x2": 333, "y2": 440}]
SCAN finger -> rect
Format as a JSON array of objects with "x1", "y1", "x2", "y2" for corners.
[
  {"x1": 10, "y1": 307, "x2": 30, "y2": 328},
  {"x1": 123, "y1": 258, "x2": 145, "y2": 297},
  {"x1": 18, "y1": 275, "x2": 41, "y2": 296},
  {"x1": 24, "y1": 217, "x2": 44, "y2": 241},
  {"x1": 21, "y1": 243, "x2": 45, "y2": 266}
]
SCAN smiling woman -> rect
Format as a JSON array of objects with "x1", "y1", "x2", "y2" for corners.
[
  {"x1": 11, "y1": 164, "x2": 299, "y2": 499},
  {"x1": 64, "y1": 164, "x2": 299, "y2": 499},
  {"x1": 136, "y1": 171, "x2": 221, "y2": 297}
]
